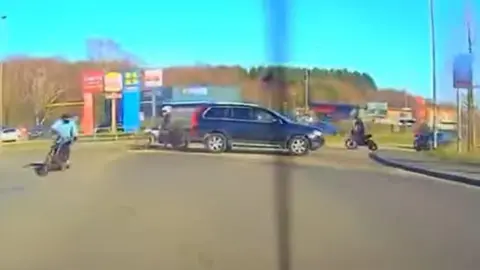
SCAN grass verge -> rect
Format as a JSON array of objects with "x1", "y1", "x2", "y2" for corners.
[{"x1": 428, "y1": 144, "x2": 480, "y2": 164}]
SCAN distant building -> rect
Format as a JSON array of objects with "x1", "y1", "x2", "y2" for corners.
[{"x1": 309, "y1": 102, "x2": 359, "y2": 120}]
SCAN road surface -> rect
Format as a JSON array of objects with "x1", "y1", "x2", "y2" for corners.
[{"x1": 0, "y1": 144, "x2": 479, "y2": 270}]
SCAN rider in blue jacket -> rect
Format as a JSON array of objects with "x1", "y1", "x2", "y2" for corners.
[{"x1": 50, "y1": 114, "x2": 78, "y2": 166}]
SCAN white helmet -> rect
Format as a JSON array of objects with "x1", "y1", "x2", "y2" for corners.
[{"x1": 161, "y1": 105, "x2": 172, "y2": 114}]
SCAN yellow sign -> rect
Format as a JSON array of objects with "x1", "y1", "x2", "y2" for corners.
[
  {"x1": 124, "y1": 71, "x2": 139, "y2": 86},
  {"x1": 104, "y1": 72, "x2": 123, "y2": 93}
]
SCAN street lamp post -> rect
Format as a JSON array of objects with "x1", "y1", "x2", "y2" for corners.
[
  {"x1": 429, "y1": 0, "x2": 438, "y2": 148},
  {"x1": 0, "y1": 15, "x2": 6, "y2": 131}
]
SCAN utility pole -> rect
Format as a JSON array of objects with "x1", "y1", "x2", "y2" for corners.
[
  {"x1": 466, "y1": 4, "x2": 475, "y2": 152},
  {"x1": 0, "y1": 15, "x2": 6, "y2": 132},
  {"x1": 429, "y1": 0, "x2": 438, "y2": 148},
  {"x1": 457, "y1": 88, "x2": 462, "y2": 152},
  {"x1": 304, "y1": 69, "x2": 310, "y2": 111}
]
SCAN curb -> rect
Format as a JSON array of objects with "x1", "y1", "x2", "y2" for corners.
[{"x1": 369, "y1": 152, "x2": 480, "y2": 187}]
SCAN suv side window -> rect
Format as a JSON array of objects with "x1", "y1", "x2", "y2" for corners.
[
  {"x1": 231, "y1": 107, "x2": 253, "y2": 120},
  {"x1": 203, "y1": 107, "x2": 230, "y2": 119},
  {"x1": 252, "y1": 108, "x2": 276, "y2": 122}
]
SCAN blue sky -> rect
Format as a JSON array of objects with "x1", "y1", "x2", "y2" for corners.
[{"x1": 0, "y1": 0, "x2": 478, "y2": 101}]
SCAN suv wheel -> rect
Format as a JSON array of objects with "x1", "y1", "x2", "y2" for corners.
[
  {"x1": 204, "y1": 133, "x2": 227, "y2": 153},
  {"x1": 287, "y1": 136, "x2": 310, "y2": 156}
]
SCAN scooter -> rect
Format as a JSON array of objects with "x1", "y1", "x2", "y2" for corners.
[
  {"x1": 413, "y1": 133, "x2": 433, "y2": 151},
  {"x1": 35, "y1": 141, "x2": 70, "y2": 177},
  {"x1": 345, "y1": 133, "x2": 378, "y2": 151},
  {"x1": 145, "y1": 127, "x2": 189, "y2": 150}
]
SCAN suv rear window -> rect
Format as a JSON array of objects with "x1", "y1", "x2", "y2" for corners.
[{"x1": 203, "y1": 107, "x2": 230, "y2": 119}]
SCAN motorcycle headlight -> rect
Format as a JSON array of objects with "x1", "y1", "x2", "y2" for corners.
[{"x1": 308, "y1": 130, "x2": 323, "y2": 138}]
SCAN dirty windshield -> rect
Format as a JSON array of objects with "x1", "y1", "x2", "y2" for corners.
[{"x1": 1, "y1": 1, "x2": 480, "y2": 270}]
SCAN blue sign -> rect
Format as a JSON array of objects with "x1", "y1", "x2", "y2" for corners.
[
  {"x1": 122, "y1": 70, "x2": 141, "y2": 132},
  {"x1": 453, "y1": 53, "x2": 474, "y2": 89},
  {"x1": 123, "y1": 70, "x2": 141, "y2": 91}
]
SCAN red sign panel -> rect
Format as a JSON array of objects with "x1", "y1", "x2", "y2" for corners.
[
  {"x1": 82, "y1": 70, "x2": 104, "y2": 93},
  {"x1": 414, "y1": 96, "x2": 427, "y2": 122},
  {"x1": 311, "y1": 105, "x2": 335, "y2": 113}
]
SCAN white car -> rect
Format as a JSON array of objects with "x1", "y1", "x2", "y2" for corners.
[{"x1": 0, "y1": 128, "x2": 21, "y2": 142}]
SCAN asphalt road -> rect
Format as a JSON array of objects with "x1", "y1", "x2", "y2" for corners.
[{"x1": 0, "y1": 144, "x2": 479, "y2": 270}]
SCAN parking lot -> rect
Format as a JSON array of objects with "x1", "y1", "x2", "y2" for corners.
[{"x1": 1, "y1": 143, "x2": 480, "y2": 270}]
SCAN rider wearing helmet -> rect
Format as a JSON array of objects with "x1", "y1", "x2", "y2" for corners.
[
  {"x1": 50, "y1": 113, "x2": 78, "y2": 166},
  {"x1": 160, "y1": 105, "x2": 172, "y2": 131},
  {"x1": 351, "y1": 111, "x2": 366, "y2": 140}
]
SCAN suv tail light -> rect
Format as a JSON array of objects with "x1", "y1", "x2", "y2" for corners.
[{"x1": 190, "y1": 106, "x2": 204, "y2": 135}]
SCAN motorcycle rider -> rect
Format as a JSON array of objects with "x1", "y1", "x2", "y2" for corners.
[
  {"x1": 50, "y1": 113, "x2": 78, "y2": 167},
  {"x1": 160, "y1": 105, "x2": 172, "y2": 130},
  {"x1": 158, "y1": 105, "x2": 173, "y2": 147},
  {"x1": 351, "y1": 112, "x2": 366, "y2": 142}
]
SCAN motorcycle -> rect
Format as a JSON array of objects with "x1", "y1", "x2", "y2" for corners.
[
  {"x1": 413, "y1": 133, "x2": 432, "y2": 151},
  {"x1": 35, "y1": 140, "x2": 70, "y2": 176},
  {"x1": 345, "y1": 133, "x2": 378, "y2": 151},
  {"x1": 145, "y1": 126, "x2": 189, "y2": 150}
]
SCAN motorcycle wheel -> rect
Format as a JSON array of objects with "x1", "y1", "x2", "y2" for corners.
[
  {"x1": 367, "y1": 140, "x2": 378, "y2": 151},
  {"x1": 35, "y1": 154, "x2": 52, "y2": 177},
  {"x1": 146, "y1": 134, "x2": 156, "y2": 148},
  {"x1": 414, "y1": 142, "x2": 422, "y2": 152},
  {"x1": 345, "y1": 138, "x2": 358, "y2": 150},
  {"x1": 35, "y1": 165, "x2": 49, "y2": 177}
]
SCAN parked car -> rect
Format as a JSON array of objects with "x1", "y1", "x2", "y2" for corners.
[
  {"x1": 28, "y1": 125, "x2": 46, "y2": 139},
  {"x1": 184, "y1": 102, "x2": 325, "y2": 155},
  {"x1": 0, "y1": 127, "x2": 21, "y2": 142}
]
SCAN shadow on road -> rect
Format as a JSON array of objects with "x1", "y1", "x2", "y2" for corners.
[
  {"x1": 23, "y1": 162, "x2": 65, "y2": 177},
  {"x1": 23, "y1": 162, "x2": 44, "y2": 169},
  {"x1": 128, "y1": 144, "x2": 292, "y2": 156}
]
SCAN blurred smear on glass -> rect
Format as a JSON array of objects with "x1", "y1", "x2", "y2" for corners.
[{"x1": 264, "y1": 0, "x2": 292, "y2": 269}]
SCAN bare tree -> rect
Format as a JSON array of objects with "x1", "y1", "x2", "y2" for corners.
[
  {"x1": 85, "y1": 38, "x2": 143, "y2": 67},
  {"x1": 20, "y1": 59, "x2": 66, "y2": 125}
]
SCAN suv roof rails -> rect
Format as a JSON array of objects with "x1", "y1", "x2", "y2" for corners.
[
  {"x1": 213, "y1": 101, "x2": 259, "y2": 106},
  {"x1": 161, "y1": 101, "x2": 260, "y2": 107}
]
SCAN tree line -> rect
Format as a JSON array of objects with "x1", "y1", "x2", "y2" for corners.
[{"x1": 1, "y1": 38, "x2": 410, "y2": 127}]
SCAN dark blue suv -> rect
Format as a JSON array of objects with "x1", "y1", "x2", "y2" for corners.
[{"x1": 189, "y1": 102, "x2": 325, "y2": 155}]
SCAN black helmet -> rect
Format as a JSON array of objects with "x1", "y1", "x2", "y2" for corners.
[{"x1": 61, "y1": 113, "x2": 71, "y2": 123}]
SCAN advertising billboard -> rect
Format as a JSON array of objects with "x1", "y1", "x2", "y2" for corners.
[
  {"x1": 123, "y1": 71, "x2": 141, "y2": 91},
  {"x1": 121, "y1": 70, "x2": 141, "y2": 132},
  {"x1": 365, "y1": 102, "x2": 388, "y2": 118},
  {"x1": 143, "y1": 69, "x2": 163, "y2": 89},
  {"x1": 104, "y1": 72, "x2": 123, "y2": 93},
  {"x1": 453, "y1": 53, "x2": 474, "y2": 89},
  {"x1": 81, "y1": 70, "x2": 104, "y2": 93}
]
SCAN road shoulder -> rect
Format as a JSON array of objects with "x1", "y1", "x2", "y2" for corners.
[{"x1": 369, "y1": 149, "x2": 480, "y2": 187}]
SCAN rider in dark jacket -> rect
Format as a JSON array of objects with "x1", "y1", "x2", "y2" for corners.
[
  {"x1": 160, "y1": 106, "x2": 172, "y2": 130},
  {"x1": 351, "y1": 114, "x2": 366, "y2": 142}
]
